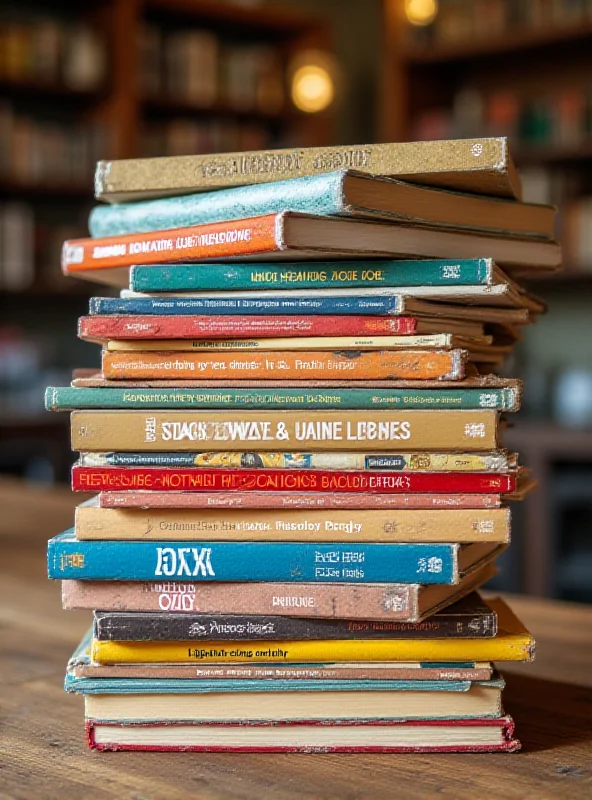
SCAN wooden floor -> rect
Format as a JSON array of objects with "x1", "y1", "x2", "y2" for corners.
[{"x1": 0, "y1": 478, "x2": 591, "y2": 800}]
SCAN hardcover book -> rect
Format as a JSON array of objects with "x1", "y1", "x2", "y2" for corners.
[
  {"x1": 73, "y1": 502, "x2": 511, "y2": 543},
  {"x1": 46, "y1": 384, "x2": 521, "y2": 412},
  {"x1": 94, "y1": 138, "x2": 522, "y2": 201},
  {"x1": 85, "y1": 715, "x2": 521, "y2": 753},
  {"x1": 61, "y1": 212, "x2": 561, "y2": 287},
  {"x1": 47, "y1": 528, "x2": 504, "y2": 585},
  {"x1": 61, "y1": 561, "x2": 497, "y2": 621},
  {"x1": 128, "y1": 257, "x2": 500, "y2": 293},
  {"x1": 69, "y1": 409, "x2": 500, "y2": 452},
  {"x1": 71, "y1": 466, "x2": 517, "y2": 495},
  {"x1": 88, "y1": 170, "x2": 553, "y2": 239},
  {"x1": 89, "y1": 598, "x2": 534, "y2": 665},
  {"x1": 92, "y1": 592, "x2": 498, "y2": 641}
]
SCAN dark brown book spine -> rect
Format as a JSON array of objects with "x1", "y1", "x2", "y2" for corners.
[{"x1": 93, "y1": 606, "x2": 497, "y2": 642}]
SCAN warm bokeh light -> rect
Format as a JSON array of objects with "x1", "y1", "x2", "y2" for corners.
[
  {"x1": 291, "y1": 64, "x2": 335, "y2": 114},
  {"x1": 405, "y1": 0, "x2": 438, "y2": 26}
]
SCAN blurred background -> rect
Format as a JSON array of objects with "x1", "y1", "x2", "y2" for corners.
[{"x1": 1, "y1": 0, "x2": 591, "y2": 603}]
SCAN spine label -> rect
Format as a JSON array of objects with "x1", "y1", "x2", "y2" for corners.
[{"x1": 70, "y1": 410, "x2": 499, "y2": 452}]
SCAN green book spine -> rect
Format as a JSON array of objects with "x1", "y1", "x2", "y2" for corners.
[
  {"x1": 129, "y1": 259, "x2": 491, "y2": 293},
  {"x1": 45, "y1": 386, "x2": 519, "y2": 412}
]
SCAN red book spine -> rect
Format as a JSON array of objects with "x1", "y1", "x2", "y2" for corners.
[
  {"x1": 62, "y1": 214, "x2": 279, "y2": 273},
  {"x1": 79, "y1": 314, "x2": 418, "y2": 340},
  {"x1": 99, "y1": 491, "x2": 502, "y2": 509},
  {"x1": 72, "y1": 466, "x2": 516, "y2": 493}
]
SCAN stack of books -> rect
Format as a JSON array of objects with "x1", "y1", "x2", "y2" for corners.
[{"x1": 46, "y1": 137, "x2": 559, "y2": 753}]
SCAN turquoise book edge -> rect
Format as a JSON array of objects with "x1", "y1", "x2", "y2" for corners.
[
  {"x1": 45, "y1": 386, "x2": 520, "y2": 412},
  {"x1": 129, "y1": 259, "x2": 493, "y2": 293},
  {"x1": 47, "y1": 529, "x2": 461, "y2": 584}
]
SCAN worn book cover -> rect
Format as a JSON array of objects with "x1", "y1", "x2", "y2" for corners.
[
  {"x1": 61, "y1": 561, "x2": 497, "y2": 621},
  {"x1": 93, "y1": 592, "x2": 497, "y2": 641},
  {"x1": 69, "y1": 409, "x2": 500, "y2": 452},
  {"x1": 94, "y1": 138, "x2": 522, "y2": 201},
  {"x1": 73, "y1": 502, "x2": 511, "y2": 543}
]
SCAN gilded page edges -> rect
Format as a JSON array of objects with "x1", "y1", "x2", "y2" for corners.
[{"x1": 95, "y1": 161, "x2": 111, "y2": 199}]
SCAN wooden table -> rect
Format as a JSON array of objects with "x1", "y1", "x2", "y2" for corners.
[{"x1": 0, "y1": 478, "x2": 591, "y2": 800}]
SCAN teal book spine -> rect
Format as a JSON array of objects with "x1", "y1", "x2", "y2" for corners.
[
  {"x1": 129, "y1": 259, "x2": 492, "y2": 293},
  {"x1": 47, "y1": 529, "x2": 459, "y2": 584},
  {"x1": 45, "y1": 386, "x2": 519, "y2": 412},
  {"x1": 89, "y1": 172, "x2": 349, "y2": 237}
]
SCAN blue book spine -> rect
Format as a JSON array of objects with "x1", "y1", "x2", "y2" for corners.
[
  {"x1": 88, "y1": 295, "x2": 404, "y2": 316},
  {"x1": 129, "y1": 259, "x2": 491, "y2": 293},
  {"x1": 89, "y1": 172, "x2": 348, "y2": 237},
  {"x1": 47, "y1": 531, "x2": 458, "y2": 584}
]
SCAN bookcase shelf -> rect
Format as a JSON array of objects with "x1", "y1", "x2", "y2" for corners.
[{"x1": 142, "y1": 96, "x2": 289, "y2": 123}]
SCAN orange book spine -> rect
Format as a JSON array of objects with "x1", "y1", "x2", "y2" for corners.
[
  {"x1": 102, "y1": 350, "x2": 466, "y2": 381},
  {"x1": 61, "y1": 214, "x2": 279, "y2": 274}
]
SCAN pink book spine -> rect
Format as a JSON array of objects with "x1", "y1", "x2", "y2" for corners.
[
  {"x1": 62, "y1": 579, "x2": 420, "y2": 620},
  {"x1": 98, "y1": 491, "x2": 502, "y2": 510}
]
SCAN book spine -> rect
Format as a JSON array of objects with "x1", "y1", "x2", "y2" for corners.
[
  {"x1": 129, "y1": 259, "x2": 491, "y2": 292},
  {"x1": 89, "y1": 634, "x2": 534, "y2": 664},
  {"x1": 106, "y1": 334, "x2": 465, "y2": 352},
  {"x1": 70, "y1": 409, "x2": 499, "y2": 452},
  {"x1": 47, "y1": 537, "x2": 459, "y2": 583},
  {"x1": 95, "y1": 139, "x2": 515, "y2": 198},
  {"x1": 80, "y1": 451, "x2": 511, "y2": 470},
  {"x1": 101, "y1": 350, "x2": 467, "y2": 381},
  {"x1": 74, "y1": 663, "x2": 493, "y2": 681},
  {"x1": 79, "y1": 314, "x2": 418, "y2": 339},
  {"x1": 87, "y1": 296, "x2": 404, "y2": 316},
  {"x1": 62, "y1": 579, "x2": 420, "y2": 619},
  {"x1": 98, "y1": 492, "x2": 502, "y2": 510},
  {"x1": 89, "y1": 172, "x2": 346, "y2": 237},
  {"x1": 92, "y1": 609, "x2": 497, "y2": 641},
  {"x1": 74, "y1": 505, "x2": 510, "y2": 542},
  {"x1": 47, "y1": 385, "x2": 518, "y2": 412},
  {"x1": 71, "y1": 466, "x2": 515, "y2": 494},
  {"x1": 62, "y1": 214, "x2": 279, "y2": 274}
]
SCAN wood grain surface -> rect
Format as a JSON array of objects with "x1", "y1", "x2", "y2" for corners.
[{"x1": 0, "y1": 478, "x2": 591, "y2": 800}]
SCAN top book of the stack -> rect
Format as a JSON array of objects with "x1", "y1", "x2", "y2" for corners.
[{"x1": 94, "y1": 138, "x2": 522, "y2": 203}]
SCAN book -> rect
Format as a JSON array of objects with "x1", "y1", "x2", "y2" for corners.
[
  {"x1": 61, "y1": 213, "x2": 561, "y2": 286},
  {"x1": 78, "y1": 450, "x2": 516, "y2": 470},
  {"x1": 83, "y1": 678, "x2": 505, "y2": 721},
  {"x1": 97, "y1": 492, "x2": 504, "y2": 511},
  {"x1": 72, "y1": 467, "x2": 516, "y2": 496},
  {"x1": 73, "y1": 502, "x2": 511, "y2": 543},
  {"x1": 121, "y1": 285, "x2": 544, "y2": 313},
  {"x1": 92, "y1": 593, "x2": 497, "y2": 641},
  {"x1": 77, "y1": 312, "x2": 487, "y2": 340},
  {"x1": 105, "y1": 334, "x2": 494, "y2": 354},
  {"x1": 61, "y1": 561, "x2": 497, "y2": 620},
  {"x1": 68, "y1": 630, "x2": 495, "y2": 681},
  {"x1": 128, "y1": 257, "x2": 499, "y2": 293},
  {"x1": 47, "y1": 528, "x2": 503, "y2": 584},
  {"x1": 94, "y1": 138, "x2": 522, "y2": 201},
  {"x1": 85, "y1": 715, "x2": 520, "y2": 753},
  {"x1": 46, "y1": 384, "x2": 521, "y2": 412},
  {"x1": 85, "y1": 295, "x2": 532, "y2": 324},
  {"x1": 101, "y1": 349, "x2": 467, "y2": 381},
  {"x1": 88, "y1": 171, "x2": 553, "y2": 239},
  {"x1": 89, "y1": 598, "x2": 533, "y2": 664},
  {"x1": 69, "y1": 409, "x2": 500, "y2": 452}
]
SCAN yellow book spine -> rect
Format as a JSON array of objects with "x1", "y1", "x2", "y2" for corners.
[{"x1": 91, "y1": 634, "x2": 535, "y2": 665}]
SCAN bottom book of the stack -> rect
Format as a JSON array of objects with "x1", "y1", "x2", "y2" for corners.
[{"x1": 66, "y1": 597, "x2": 532, "y2": 753}]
